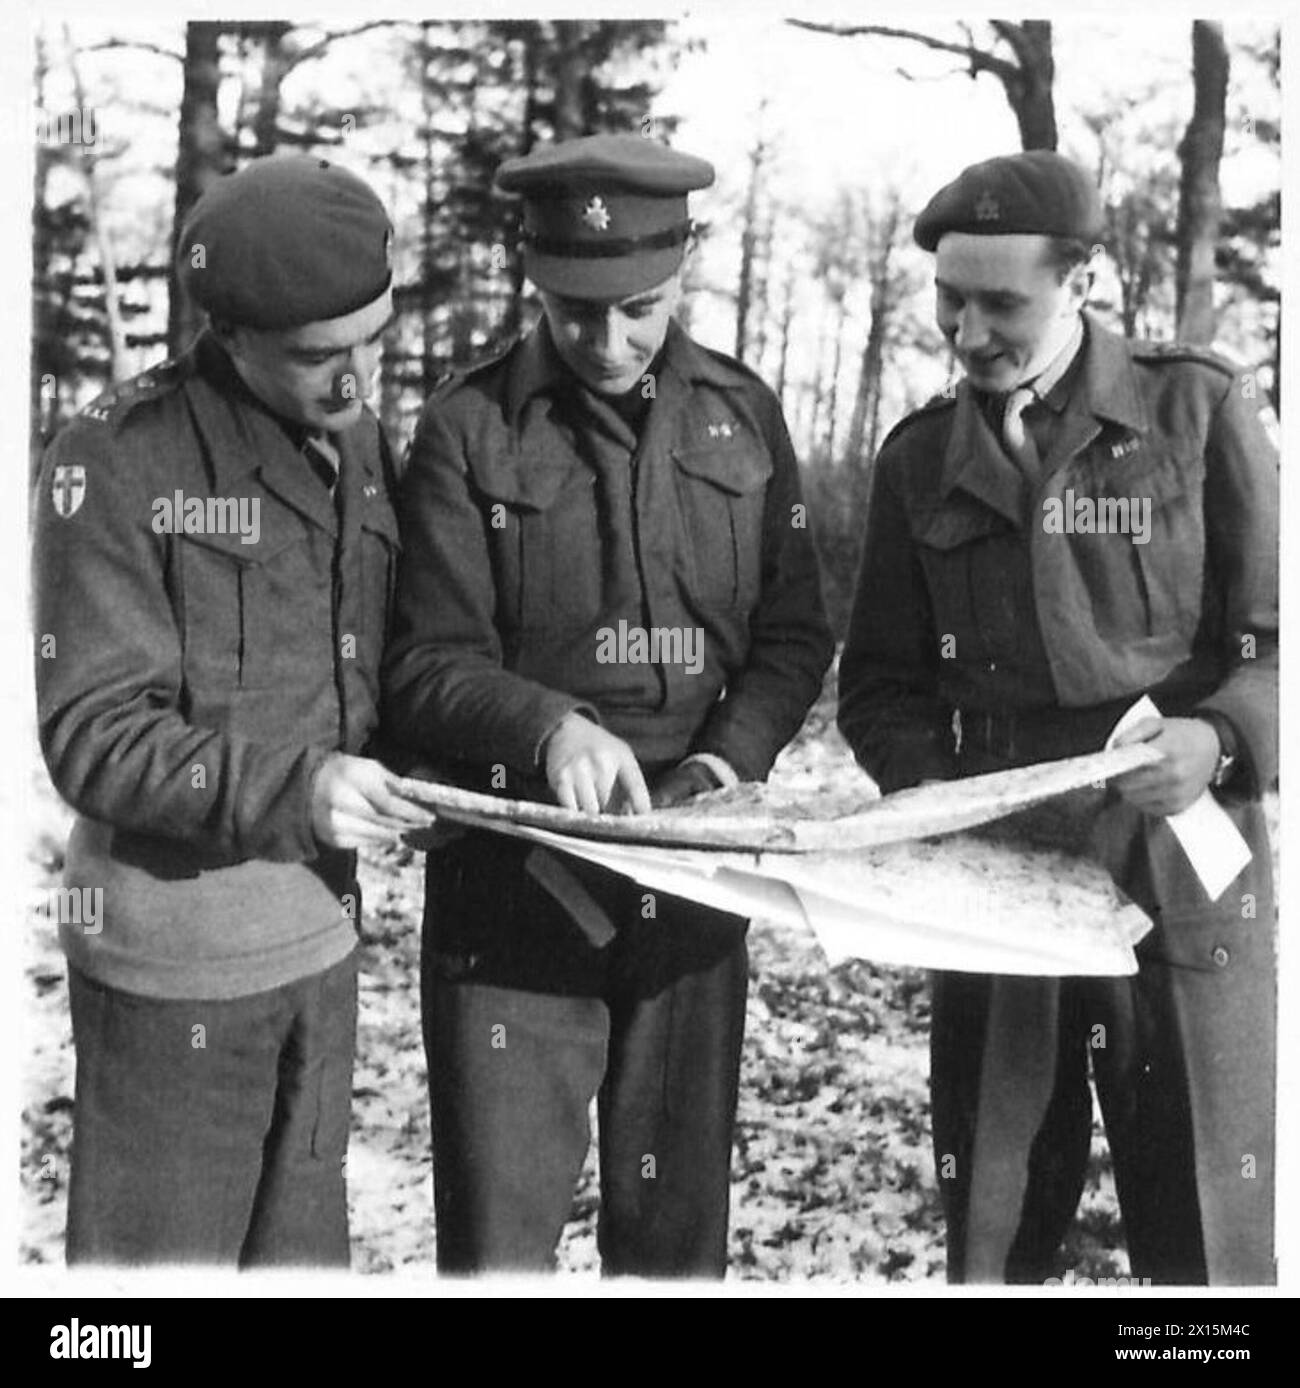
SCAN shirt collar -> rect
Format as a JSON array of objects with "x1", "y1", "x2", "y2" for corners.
[{"x1": 503, "y1": 316, "x2": 740, "y2": 427}]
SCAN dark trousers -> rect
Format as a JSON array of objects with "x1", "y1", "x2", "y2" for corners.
[
  {"x1": 65, "y1": 951, "x2": 358, "y2": 1268},
  {"x1": 421, "y1": 835, "x2": 748, "y2": 1277},
  {"x1": 931, "y1": 886, "x2": 1276, "y2": 1286}
]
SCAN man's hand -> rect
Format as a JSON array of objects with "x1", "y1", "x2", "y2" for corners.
[
  {"x1": 1112, "y1": 716, "x2": 1220, "y2": 817},
  {"x1": 543, "y1": 712, "x2": 651, "y2": 816},
  {"x1": 649, "y1": 759, "x2": 722, "y2": 809},
  {"x1": 311, "y1": 753, "x2": 437, "y2": 849}
]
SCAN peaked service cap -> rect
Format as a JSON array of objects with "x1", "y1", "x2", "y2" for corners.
[{"x1": 495, "y1": 132, "x2": 715, "y2": 299}]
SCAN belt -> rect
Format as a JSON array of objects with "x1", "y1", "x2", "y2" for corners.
[{"x1": 952, "y1": 699, "x2": 1139, "y2": 765}]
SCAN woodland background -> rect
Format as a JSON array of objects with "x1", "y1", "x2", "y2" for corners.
[
  {"x1": 30, "y1": 15, "x2": 1281, "y2": 629},
  {"x1": 22, "y1": 14, "x2": 1283, "y2": 1280}
]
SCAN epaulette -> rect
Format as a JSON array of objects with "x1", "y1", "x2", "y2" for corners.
[
  {"x1": 80, "y1": 357, "x2": 186, "y2": 426},
  {"x1": 698, "y1": 342, "x2": 769, "y2": 391},
  {"x1": 449, "y1": 337, "x2": 519, "y2": 389},
  {"x1": 878, "y1": 387, "x2": 956, "y2": 450},
  {"x1": 1128, "y1": 339, "x2": 1236, "y2": 377}
]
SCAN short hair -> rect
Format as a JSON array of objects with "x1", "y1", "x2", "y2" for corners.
[{"x1": 1043, "y1": 236, "x2": 1097, "y2": 283}]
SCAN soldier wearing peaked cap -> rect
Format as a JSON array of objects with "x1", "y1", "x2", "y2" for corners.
[
  {"x1": 837, "y1": 150, "x2": 1277, "y2": 1284},
  {"x1": 384, "y1": 133, "x2": 833, "y2": 1276},
  {"x1": 33, "y1": 154, "x2": 433, "y2": 1267}
]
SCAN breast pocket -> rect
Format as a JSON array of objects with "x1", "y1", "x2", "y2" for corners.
[
  {"x1": 1071, "y1": 449, "x2": 1205, "y2": 640},
  {"x1": 672, "y1": 443, "x2": 772, "y2": 610},
  {"x1": 481, "y1": 469, "x2": 604, "y2": 635},
  {"x1": 914, "y1": 502, "x2": 1022, "y2": 662},
  {"x1": 178, "y1": 521, "x2": 331, "y2": 706}
]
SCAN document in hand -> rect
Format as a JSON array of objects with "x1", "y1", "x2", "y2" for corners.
[{"x1": 397, "y1": 743, "x2": 1162, "y2": 977}]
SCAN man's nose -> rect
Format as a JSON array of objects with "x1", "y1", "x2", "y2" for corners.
[
  {"x1": 588, "y1": 310, "x2": 626, "y2": 358},
  {"x1": 952, "y1": 305, "x2": 990, "y2": 352},
  {"x1": 336, "y1": 342, "x2": 379, "y2": 399}
]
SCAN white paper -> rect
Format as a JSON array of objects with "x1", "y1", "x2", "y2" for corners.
[
  {"x1": 472, "y1": 818, "x2": 1146, "y2": 977},
  {"x1": 1106, "y1": 695, "x2": 1252, "y2": 900}
]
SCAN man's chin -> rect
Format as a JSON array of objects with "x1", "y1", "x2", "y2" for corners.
[
  {"x1": 315, "y1": 401, "x2": 365, "y2": 431},
  {"x1": 962, "y1": 356, "x2": 1016, "y2": 392}
]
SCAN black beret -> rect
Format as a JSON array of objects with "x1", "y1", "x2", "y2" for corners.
[
  {"x1": 914, "y1": 150, "x2": 1102, "y2": 252},
  {"x1": 496, "y1": 133, "x2": 715, "y2": 298},
  {"x1": 178, "y1": 155, "x2": 393, "y2": 330}
]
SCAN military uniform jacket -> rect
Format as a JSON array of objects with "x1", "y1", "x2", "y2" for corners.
[
  {"x1": 383, "y1": 319, "x2": 833, "y2": 788},
  {"x1": 33, "y1": 333, "x2": 401, "y2": 999},
  {"x1": 839, "y1": 314, "x2": 1277, "y2": 795},
  {"x1": 837, "y1": 314, "x2": 1279, "y2": 1283}
]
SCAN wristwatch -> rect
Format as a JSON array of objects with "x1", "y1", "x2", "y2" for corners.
[{"x1": 1195, "y1": 713, "x2": 1238, "y2": 790}]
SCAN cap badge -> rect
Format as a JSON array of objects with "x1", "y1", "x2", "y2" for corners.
[
  {"x1": 706, "y1": 421, "x2": 735, "y2": 441},
  {"x1": 975, "y1": 192, "x2": 1000, "y2": 222},
  {"x1": 582, "y1": 195, "x2": 612, "y2": 232},
  {"x1": 1110, "y1": 435, "x2": 1140, "y2": 460}
]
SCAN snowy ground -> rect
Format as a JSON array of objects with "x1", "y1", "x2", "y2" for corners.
[{"x1": 20, "y1": 678, "x2": 1277, "y2": 1282}]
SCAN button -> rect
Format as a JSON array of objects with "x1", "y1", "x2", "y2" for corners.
[{"x1": 1211, "y1": 945, "x2": 1230, "y2": 968}]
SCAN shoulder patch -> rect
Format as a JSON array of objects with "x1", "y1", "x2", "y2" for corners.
[
  {"x1": 1128, "y1": 338, "x2": 1236, "y2": 377},
  {"x1": 79, "y1": 358, "x2": 185, "y2": 427}
]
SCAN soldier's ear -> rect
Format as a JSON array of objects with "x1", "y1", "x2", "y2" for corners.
[{"x1": 1064, "y1": 258, "x2": 1092, "y2": 312}]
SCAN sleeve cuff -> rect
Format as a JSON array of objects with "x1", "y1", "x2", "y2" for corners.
[{"x1": 681, "y1": 752, "x2": 740, "y2": 790}]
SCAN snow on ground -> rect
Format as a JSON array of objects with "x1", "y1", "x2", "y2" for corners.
[{"x1": 20, "y1": 675, "x2": 1277, "y2": 1281}]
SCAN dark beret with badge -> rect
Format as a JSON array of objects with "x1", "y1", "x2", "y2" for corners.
[
  {"x1": 495, "y1": 132, "x2": 715, "y2": 299},
  {"x1": 913, "y1": 149, "x2": 1103, "y2": 252},
  {"x1": 178, "y1": 154, "x2": 394, "y2": 330}
]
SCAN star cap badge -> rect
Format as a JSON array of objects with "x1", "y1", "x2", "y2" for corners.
[
  {"x1": 975, "y1": 191, "x2": 1000, "y2": 221},
  {"x1": 582, "y1": 195, "x2": 611, "y2": 232}
]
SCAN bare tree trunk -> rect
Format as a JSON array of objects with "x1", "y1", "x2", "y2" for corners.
[
  {"x1": 1175, "y1": 20, "x2": 1227, "y2": 343},
  {"x1": 420, "y1": 22, "x2": 438, "y2": 393},
  {"x1": 63, "y1": 25, "x2": 128, "y2": 382},
  {"x1": 169, "y1": 21, "x2": 227, "y2": 356},
  {"x1": 990, "y1": 20, "x2": 1057, "y2": 150},
  {"x1": 825, "y1": 295, "x2": 847, "y2": 456},
  {"x1": 551, "y1": 21, "x2": 589, "y2": 139},
  {"x1": 504, "y1": 29, "x2": 539, "y2": 340},
  {"x1": 775, "y1": 258, "x2": 796, "y2": 411},
  {"x1": 249, "y1": 21, "x2": 293, "y2": 158},
  {"x1": 734, "y1": 118, "x2": 768, "y2": 362}
]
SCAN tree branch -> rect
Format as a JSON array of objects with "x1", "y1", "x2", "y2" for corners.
[
  {"x1": 82, "y1": 39, "x2": 182, "y2": 63},
  {"x1": 281, "y1": 20, "x2": 405, "y2": 74},
  {"x1": 786, "y1": 19, "x2": 1018, "y2": 81}
]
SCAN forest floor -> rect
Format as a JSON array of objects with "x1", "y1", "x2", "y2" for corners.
[{"x1": 19, "y1": 675, "x2": 1278, "y2": 1284}]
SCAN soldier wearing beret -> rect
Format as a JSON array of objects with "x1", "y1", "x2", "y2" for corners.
[
  {"x1": 33, "y1": 154, "x2": 433, "y2": 1266},
  {"x1": 384, "y1": 133, "x2": 833, "y2": 1276},
  {"x1": 837, "y1": 150, "x2": 1277, "y2": 1284}
]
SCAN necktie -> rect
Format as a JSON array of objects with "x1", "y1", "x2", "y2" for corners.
[
  {"x1": 303, "y1": 433, "x2": 340, "y2": 495},
  {"x1": 1001, "y1": 386, "x2": 1041, "y2": 481}
]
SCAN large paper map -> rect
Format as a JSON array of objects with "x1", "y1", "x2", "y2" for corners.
[
  {"x1": 396, "y1": 743, "x2": 1166, "y2": 977},
  {"x1": 394, "y1": 742, "x2": 1161, "y2": 853}
]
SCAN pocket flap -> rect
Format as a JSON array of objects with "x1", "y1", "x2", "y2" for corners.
[
  {"x1": 469, "y1": 429, "x2": 585, "y2": 513},
  {"x1": 672, "y1": 444, "x2": 772, "y2": 495},
  {"x1": 915, "y1": 500, "x2": 1012, "y2": 552}
]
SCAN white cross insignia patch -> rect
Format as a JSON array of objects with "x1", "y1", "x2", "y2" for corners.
[
  {"x1": 707, "y1": 421, "x2": 735, "y2": 440},
  {"x1": 582, "y1": 196, "x2": 611, "y2": 232},
  {"x1": 52, "y1": 465, "x2": 86, "y2": 518}
]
